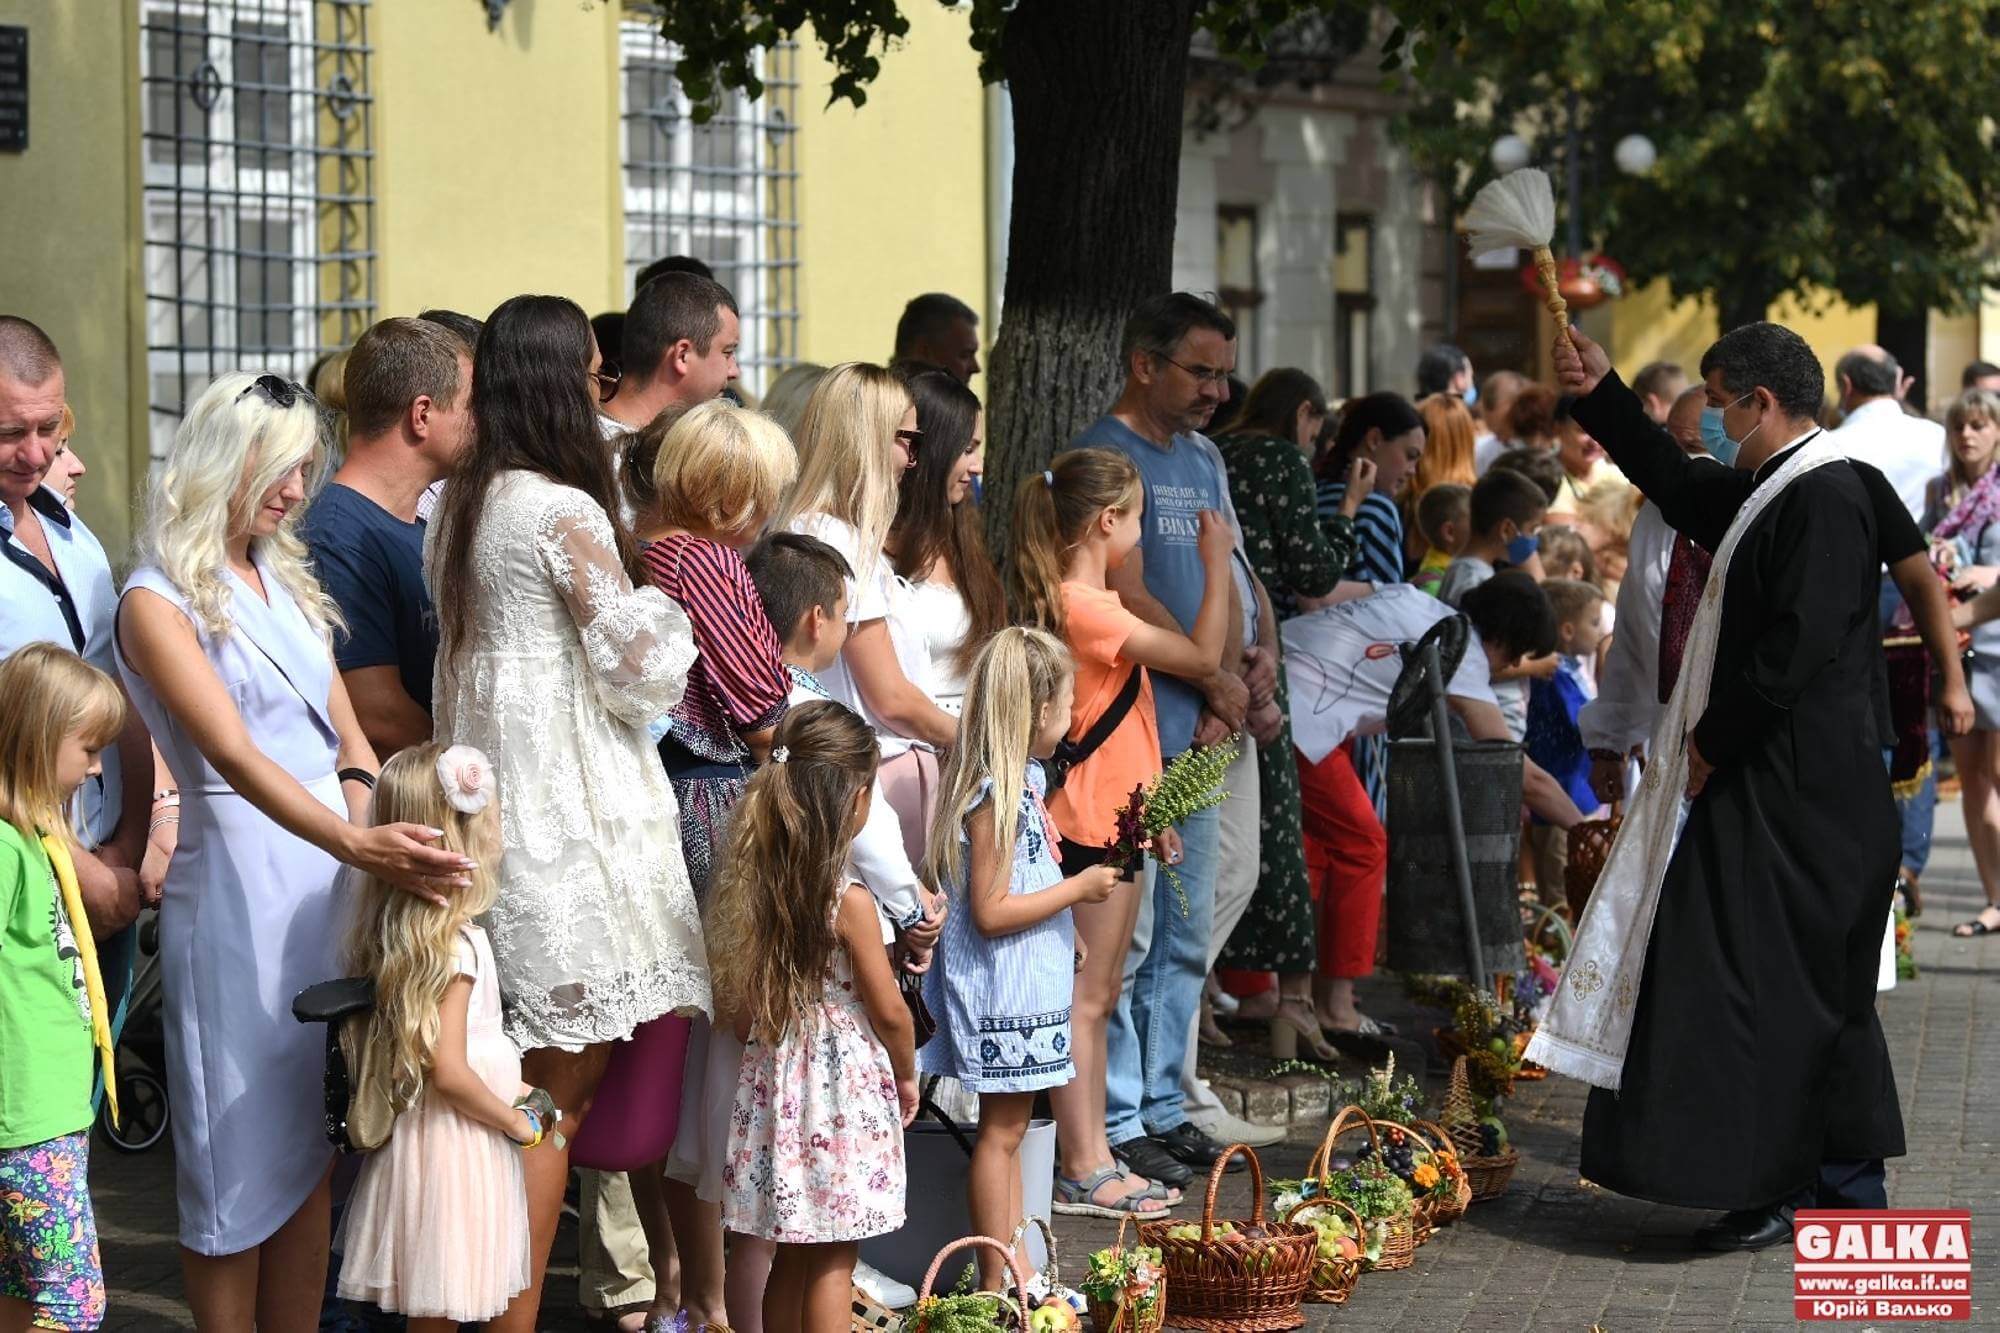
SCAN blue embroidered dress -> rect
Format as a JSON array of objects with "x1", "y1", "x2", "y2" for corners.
[{"x1": 919, "y1": 763, "x2": 1075, "y2": 1092}]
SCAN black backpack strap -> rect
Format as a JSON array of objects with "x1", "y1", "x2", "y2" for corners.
[{"x1": 1045, "y1": 663, "x2": 1145, "y2": 791}]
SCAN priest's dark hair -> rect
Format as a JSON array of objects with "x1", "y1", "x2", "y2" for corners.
[
  {"x1": 1119, "y1": 292, "x2": 1236, "y2": 375},
  {"x1": 1460, "y1": 569, "x2": 1557, "y2": 662},
  {"x1": 1701, "y1": 322, "x2": 1826, "y2": 420}
]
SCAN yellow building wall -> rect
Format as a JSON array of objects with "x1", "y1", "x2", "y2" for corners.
[
  {"x1": 1608, "y1": 280, "x2": 1892, "y2": 411},
  {"x1": 0, "y1": 1, "x2": 145, "y2": 557},
  {"x1": 371, "y1": 0, "x2": 622, "y2": 322},
  {"x1": 793, "y1": 6, "x2": 988, "y2": 369}
]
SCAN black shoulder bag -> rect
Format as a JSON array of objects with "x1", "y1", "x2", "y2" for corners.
[{"x1": 1044, "y1": 663, "x2": 1145, "y2": 792}]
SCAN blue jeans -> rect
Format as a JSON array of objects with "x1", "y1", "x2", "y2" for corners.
[{"x1": 1106, "y1": 800, "x2": 1219, "y2": 1146}]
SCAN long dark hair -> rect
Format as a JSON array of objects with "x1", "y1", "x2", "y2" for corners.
[
  {"x1": 432, "y1": 295, "x2": 643, "y2": 671},
  {"x1": 1316, "y1": 390, "x2": 1424, "y2": 482},
  {"x1": 1218, "y1": 367, "x2": 1327, "y2": 441},
  {"x1": 890, "y1": 368, "x2": 1006, "y2": 677}
]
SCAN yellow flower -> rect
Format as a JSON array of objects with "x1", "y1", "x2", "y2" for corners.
[{"x1": 1413, "y1": 1162, "x2": 1440, "y2": 1189}]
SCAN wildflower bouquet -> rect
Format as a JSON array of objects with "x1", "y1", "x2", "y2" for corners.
[
  {"x1": 1335, "y1": 1053, "x2": 1426, "y2": 1127},
  {"x1": 1103, "y1": 737, "x2": 1239, "y2": 916}
]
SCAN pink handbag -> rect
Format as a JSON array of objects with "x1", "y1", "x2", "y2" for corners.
[{"x1": 567, "y1": 1014, "x2": 692, "y2": 1170}]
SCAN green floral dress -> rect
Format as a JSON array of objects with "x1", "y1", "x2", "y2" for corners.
[{"x1": 1212, "y1": 432, "x2": 1360, "y2": 973}]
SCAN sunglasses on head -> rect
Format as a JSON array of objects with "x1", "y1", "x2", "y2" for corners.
[{"x1": 236, "y1": 373, "x2": 310, "y2": 410}]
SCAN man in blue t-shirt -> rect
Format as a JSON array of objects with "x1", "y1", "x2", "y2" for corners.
[
  {"x1": 1068, "y1": 292, "x2": 1259, "y2": 1190},
  {"x1": 300, "y1": 317, "x2": 471, "y2": 757}
]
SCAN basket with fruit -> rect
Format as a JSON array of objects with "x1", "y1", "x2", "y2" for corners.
[
  {"x1": 1410, "y1": 1119, "x2": 1472, "y2": 1227},
  {"x1": 1277, "y1": 1195, "x2": 1367, "y2": 1305},
  {"x1": 1314, "y1": 1106, "x2": 1419, "y2": 1270},
  {"x1": 911, "y1": 1234, "x2": 1032, "y2": 1332},
  {"x1": 1137, "y1": 1143, "x2": 1315, "y2": 1331},
  {"x1": 1439, "y1": 1056, "x2": 1519, "y2": 1202},
  {"x1": 1079, "y1": 1216, "x2": 1165, "y2": 1333}
]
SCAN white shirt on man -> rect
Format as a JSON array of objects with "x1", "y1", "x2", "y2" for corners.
[
  {"x1": 1832, "y1": 397, "x2": 1944, "y2": 525},
  {"x1": 0, "y1": 487, "x2": 123, "y2": 846},
  {"x1": 1281, "y1": 584, "x2": 1498, "y2": 766},
  {"x1": 1578, "y1": 499, "x2": 1677, "y2": 757}
]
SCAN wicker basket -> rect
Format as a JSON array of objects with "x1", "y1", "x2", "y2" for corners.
[
  {"x1": 1137, "y1": 1143, "x2": 1315, "y2": 1332},
  {"x1": 1279, "y1": 1196, "x2": 1366, "y2": 1306},
  {"x1": 1085, "y1": 1215, "x2": 1165, "y2": 1333},
  {"x1": 1411, "y1": 1119, "x2": 1472, "y2": 1228},
  {"x1": 1313, "y1": 1107, "x2": 1418, "y2": 1271},
  {"x1": 1563, "y1": 813, "x2": 1620, "y2": 922},
  {"x1": 1460, "y1": 1146, "x2": 1520, "y2": 1202},
  {"x1": 913, "y1": 1234, "x2": 1029, "y2": 1331}
]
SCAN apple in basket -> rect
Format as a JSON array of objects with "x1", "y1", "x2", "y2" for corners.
[{"x1": 1027, "y1": 1297, "x2": 1080, "y2": 1333}]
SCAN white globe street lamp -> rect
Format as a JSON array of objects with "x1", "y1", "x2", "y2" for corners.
[
  {"x1": 1613, "y1": 133, "x2": 1657, "y2": 176},
  {"x1": 1490, "y1": 133, "x2": 1531, "y2": 175}
]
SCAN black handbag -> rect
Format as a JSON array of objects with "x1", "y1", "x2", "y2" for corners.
[
  {"x1": 901, "y1": 969, "x2": 937, "y2": 1050},
  {"x1": 292, "y1": 976, "x2": 395, "y2": 1153},
  {"x1": 1044, "y1": 663, "x2": 1144, "y2": 792}
]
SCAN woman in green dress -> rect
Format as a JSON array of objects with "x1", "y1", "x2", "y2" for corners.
[{"x1": 1212, "y1": 368, "x2": 1373, "y2": 1058}]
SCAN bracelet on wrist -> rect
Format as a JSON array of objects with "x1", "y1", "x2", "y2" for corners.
[
  {"x1": 148, "y1": 813, "x2": 181, "y2": 833},
  {"x1": 337, "y1": 767, "x2": 378, "y2": 790},
  {"x1": 152, "y1": 790, "x2": 180, "y2": 807}
]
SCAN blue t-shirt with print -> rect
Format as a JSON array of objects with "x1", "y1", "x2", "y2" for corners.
[
  {"x1": 1067, "y1": 414, "x2": 1230, "y2": 757},
  {"x1": 299, "y1": 483, "x2": 437, "y2": 715}
]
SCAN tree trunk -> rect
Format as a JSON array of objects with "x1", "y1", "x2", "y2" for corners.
[
  {"x1": 1715, "y1": 284, "x2": 1776, "y2": 338},
  {"x1": 1875, "y1": 307, "x2": 1930, "y2": 414},
  {"x1": 982, "y1": 0, "x2": 1200, "y2": 562}
]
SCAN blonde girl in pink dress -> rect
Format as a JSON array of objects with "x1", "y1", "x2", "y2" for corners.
[
  {"x1": 336, "y1": 744, "x2": 559, "y2": 1328},
  {"x1": 706, "y1": 701, "x2": 918, "y2": 1332}
]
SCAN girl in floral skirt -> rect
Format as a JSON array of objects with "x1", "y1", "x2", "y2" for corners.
[
  {"x1": 0, "y1": 644, "x2": 129, "y2": 1333},
  {"x1": 706, "y1": 701, "x2": 917, "y2": 1331}
]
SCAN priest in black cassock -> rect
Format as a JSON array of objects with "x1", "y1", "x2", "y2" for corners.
[{"x1": 1555, "y1": 323, "x2": 1908, "y2": 1252}]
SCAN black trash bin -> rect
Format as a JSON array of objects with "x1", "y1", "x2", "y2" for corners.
[{"x1": 1384, "y1": 736, "x2": 1528, "y2": 979}]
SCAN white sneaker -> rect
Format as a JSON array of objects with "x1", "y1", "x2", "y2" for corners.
[
  {"x1": 1189, "y1": 1108, "x2": 1286, "y2": 1148},
  {"x1": 853, "y1": 1257, "x2": 919, "y2": 1310}
]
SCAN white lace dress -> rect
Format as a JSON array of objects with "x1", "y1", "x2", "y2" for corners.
[{"x1": 429, "y1": 471, "x2": 709, "y2": 1051}]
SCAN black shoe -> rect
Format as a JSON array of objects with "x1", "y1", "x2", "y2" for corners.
[
  {"x1": 1694, "y1": 1205, "x2": 1795, "y2": 1252},
  {"x1": 1155, "y1": 1121, "x2": 1247, "y2": 1173},
  {"x1": 1112, "y1": 1135, "x2": 1194, "y2": 1190}
]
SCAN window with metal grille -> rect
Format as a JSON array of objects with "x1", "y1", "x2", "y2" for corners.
[
  {"x1": 619, "y1": 9, "x2": 799, "y2": 395},
  {"x1": 139, "y1": 0, "x2": 376, "y2": 463}
]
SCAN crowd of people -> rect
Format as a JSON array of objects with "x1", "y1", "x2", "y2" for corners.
[{"x1": 0, "y1": 264, "x2": 1989, "y2": 1332}]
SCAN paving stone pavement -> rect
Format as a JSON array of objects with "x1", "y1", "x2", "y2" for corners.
[{"x1": 92, "y1": 802, "x2": 1996, "y2": 1330}]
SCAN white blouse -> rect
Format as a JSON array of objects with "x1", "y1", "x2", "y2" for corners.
[
  {"x1": 788, "y1": 512, "x2": 935, "y2": 759},
  {"x1": 908, "y1": 578, "x2": 972, "y2": 716},
  {"x1": 429, "y1": 471, "x2": 708, "y2": 1051}
]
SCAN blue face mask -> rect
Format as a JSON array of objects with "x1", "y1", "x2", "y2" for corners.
[
  {"x1": 1463, "y1": 384, "x2": 1479, "y2": 408},
  {"x1": 1699, "y1": 393, "x2": 1757, "y2": 467},
  {"x1": 1505, "y1": 532, "x2": 1540, "y2": 566}
]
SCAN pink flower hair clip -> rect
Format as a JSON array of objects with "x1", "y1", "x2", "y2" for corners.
[{"x1": 436, "y1": 745, "x2": 496, "y2": 815}]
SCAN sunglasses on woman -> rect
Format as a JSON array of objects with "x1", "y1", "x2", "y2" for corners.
[
  {"x1": 590, "y1": 365, "x2": 621, "y2": 405},
  {"x1": 895, "y1": 427, "x2": 924, "y2": 455}
]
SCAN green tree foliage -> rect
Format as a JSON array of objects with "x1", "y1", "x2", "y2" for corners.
[{"x1": 1396, "y1": 0, "x2": 2000, "y2": 329}]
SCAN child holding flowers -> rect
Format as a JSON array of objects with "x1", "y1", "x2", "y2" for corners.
[
  {"x1": 0, "y1": 645, "x2": 128, "y2": 1333},
  {"x1": 920, "y1": 627, "x2": 1124, "y2": 1286}
]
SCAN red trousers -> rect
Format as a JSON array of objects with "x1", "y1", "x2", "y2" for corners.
[{"x1": 1299, "y1": 741, "x2": 1387, "y2": 979}]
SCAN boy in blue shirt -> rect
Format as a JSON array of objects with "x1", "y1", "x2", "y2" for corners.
[{"x1": 1526, "y1": 578, "x2": 1612, "y2": 905}]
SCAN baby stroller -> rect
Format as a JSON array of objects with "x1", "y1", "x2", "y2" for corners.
[{"x1": 94, "y1": 911, "x2": 172, "y2": 1153}]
